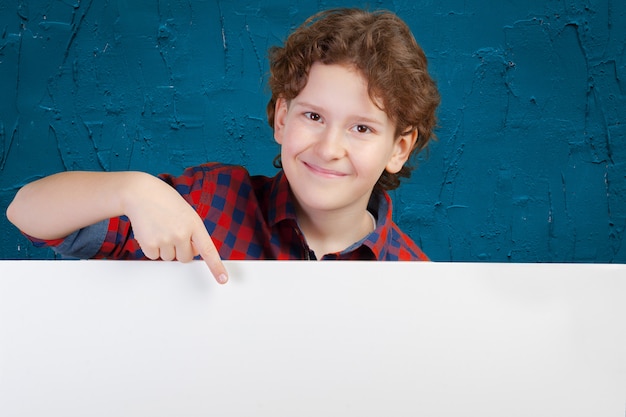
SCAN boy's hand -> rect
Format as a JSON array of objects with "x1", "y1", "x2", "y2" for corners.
[
  {"x1": 123, "y1": 173, "x2": 228, "y2": 284},
  {"x1": 191, "y1": 226, "x2": 229, "y2": 285}
]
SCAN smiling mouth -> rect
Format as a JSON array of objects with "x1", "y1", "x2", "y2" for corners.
[{"x1": 303, "y1": 161, "x2": 347, "y2": 178}]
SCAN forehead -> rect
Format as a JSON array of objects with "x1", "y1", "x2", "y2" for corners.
[{"x1": 296, "y1": 62, "x2": 386, "y2": 113}]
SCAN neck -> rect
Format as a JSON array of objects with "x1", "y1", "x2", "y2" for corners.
[{"x1": 295, "y1": 205, "x2": 376, "y2": 258}]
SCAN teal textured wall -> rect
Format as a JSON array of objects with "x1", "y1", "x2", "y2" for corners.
[{"x1": 1, "y1": 0, "x2": 624, "y2": 262}]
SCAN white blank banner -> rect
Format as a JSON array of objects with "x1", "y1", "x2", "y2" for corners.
[{"x1": 1, "y1": 260, "x2": 625, "y2": 417}]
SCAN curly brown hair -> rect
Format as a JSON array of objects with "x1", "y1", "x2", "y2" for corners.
[{"x1": 266, "y1": 8, "x2": 440, "y2": 191}]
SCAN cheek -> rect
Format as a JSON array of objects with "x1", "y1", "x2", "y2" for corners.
[
  {"x1": 279, "y1": 136, "x2": 306, "y2": 167},
  {"x1": 281, "y1": 124, "x2": 310, "y2": 153},
  {"x1": 356, "y1": 144, "x2": 394, "y2": 169},
  {"x1": 280, "y1": 135, "x2": 299, "y2": 156}
]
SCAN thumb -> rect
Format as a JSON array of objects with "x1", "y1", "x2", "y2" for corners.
[{"x1": 191, "y1": 227, "x2": 228, "y2": 284}]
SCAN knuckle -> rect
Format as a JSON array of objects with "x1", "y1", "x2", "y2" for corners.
[
  {"x1": 141, "y1": 246, "x2": 159, "y2": 260},
  {"x1": 177, "y1": 252, "x2": 193, "y2": 263},
  {"x1": 161, "y1": 252, "x2": 175, "y2": 261}
]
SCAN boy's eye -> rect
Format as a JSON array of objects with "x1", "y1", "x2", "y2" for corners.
[
  {"x1": 355, "y1": 125, "x2": 372, "y2": 134},
  {"x1": 304, "y1": 112, "x2": 321, "y2": 122}
]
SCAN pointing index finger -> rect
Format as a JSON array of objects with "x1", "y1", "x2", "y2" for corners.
[{"x1": 191, "y1": 226, "x2": 228, "y2": 284}]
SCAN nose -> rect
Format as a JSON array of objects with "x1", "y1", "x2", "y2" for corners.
[{"x1": 314, "y1": 127, "x2": 347, "y2": 160}]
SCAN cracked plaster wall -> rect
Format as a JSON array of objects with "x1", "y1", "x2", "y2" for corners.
[{"x1": 1, "y1": 0, "x2": 624, "y2": 262}]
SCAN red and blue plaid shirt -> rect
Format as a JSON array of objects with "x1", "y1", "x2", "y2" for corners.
[{"x1": 31, "y1": 163, "x2": 428, "y2": 261}]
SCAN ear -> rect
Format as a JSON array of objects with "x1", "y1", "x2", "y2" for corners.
[
  {"x1": 273, "y1": 98, "x2": 289, "y2": 145},
  {"x1": 385, "y1": 129, "x2": 418, "y2": 174}
]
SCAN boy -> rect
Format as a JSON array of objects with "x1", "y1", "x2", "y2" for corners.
[{"x1": 7, "y1": 8, "x2": 440, "y2": 284}]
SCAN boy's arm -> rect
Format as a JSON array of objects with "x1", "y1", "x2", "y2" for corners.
[{"x1": 6, "y1": 171, "x2": 228, "y2": 284}]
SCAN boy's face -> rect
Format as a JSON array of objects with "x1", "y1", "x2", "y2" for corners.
[{"x1": 273, "y1": 62, "x2": 416, "y2": 217}]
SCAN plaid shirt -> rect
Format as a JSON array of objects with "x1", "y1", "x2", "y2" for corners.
[{"x1": 32, "y1": 163, "x2": 428, "y2": 261}]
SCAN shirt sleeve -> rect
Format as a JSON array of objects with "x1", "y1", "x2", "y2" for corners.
[
  {"x1": 24, "y1": 163, "x2": 240, "y2": 260},
  {"x1": 25, "y1": 219, "x2": 109, "y2": 259},
  {"x1": 53, "y1": 219, "x2": 109, "y2": 258}
]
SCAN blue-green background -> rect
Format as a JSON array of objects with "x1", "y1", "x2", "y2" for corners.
[{"x1": 1, "y1": 0, "x2": 624, "y2": 262}]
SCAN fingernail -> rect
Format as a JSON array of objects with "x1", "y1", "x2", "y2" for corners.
[{"x1": 218, "y1": 273, "x2": 228, "y2": 284}]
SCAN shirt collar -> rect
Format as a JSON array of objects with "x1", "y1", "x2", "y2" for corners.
[
  {"x1": 267, "y1": 170, "x2": 396, "y2": 260},
  {"x1": 267, "y1": 170, "x2": 298, "y2": 227},
  {"x1": 361, "y1": 190, "x2": 394, "y2": 259}
]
